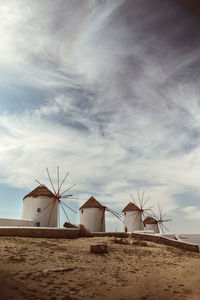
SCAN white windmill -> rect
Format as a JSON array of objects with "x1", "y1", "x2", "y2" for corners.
[
  {"x1": 22, "y1": 167, "x2": 77, "y2": 227},
  {"x1": 144, "y1": 203, "x2": 172, "y2": 233},
  {"x1": 79, "y1": 196, "x2": 123, "y2": 233},
  {"x1": 122, "y1": 189, "x2": 152, "y2": 232}
]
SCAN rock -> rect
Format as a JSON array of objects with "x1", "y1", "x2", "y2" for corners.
[
  {"x1": 43, "y1": 267, "x2": 74, "y2": 276},
  {"x1": 90, "y1": 243, "x2": 108, "y2": 254}
]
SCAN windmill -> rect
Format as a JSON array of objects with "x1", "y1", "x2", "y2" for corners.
[
  {"x1": 147, "y1": 203, "x2": 172, "y2": 233},
  {"x1": 79, "y1": 197, "x2": 123, "y2": 233},
  {"x1": 122, "y1": 189, "x2": 152, "y2": 232},
  {"x1": 34, "y1": 167, "x2": 77, "y2": 227}
]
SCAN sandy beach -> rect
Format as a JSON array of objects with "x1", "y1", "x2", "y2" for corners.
[{"x1": 0, "y1": 236, "x2": 200, "y2": 300}]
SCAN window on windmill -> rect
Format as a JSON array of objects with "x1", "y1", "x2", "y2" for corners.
[
  {"x1": 37, "y1": 208, "x2": 41, "y2": 213},
  {"x1": 124, "y1": 212, "x2": 126, "y2": 215},
  {"x1": 81, "y1": 209, "x2": 83, "y2": 214}
]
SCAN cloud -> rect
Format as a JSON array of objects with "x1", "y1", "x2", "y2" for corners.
[
  {"x1": 182, "y1": 206, "x2": 200, "y2": 220},
  {"x1": 0, "y1": 0, "x2": 200, "y2": 228}
]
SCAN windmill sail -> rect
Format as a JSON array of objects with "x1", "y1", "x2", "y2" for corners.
[
  {"x1": 35, "y1": 166, "x2": 77, "y2": 227},
  {"x1": 122, "y1": 190, "x2": 152, "y2": 232},
  {"x1": 147, "y1": 204, "x2": 172, "y2": 233}
]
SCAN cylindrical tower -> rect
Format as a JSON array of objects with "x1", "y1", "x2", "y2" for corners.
[
  {"x1": 79, "y1": 196, "x2": 105, "y2": 232},
  {"x1": 144, "y1": 216, "x2": 159, "y2": 233},
  {"x1": 122, "y1": 202, "x2": 144, "y2": 232},
  {"x1": 22, "y1": 185, "x2": 58, "y2": 227}
]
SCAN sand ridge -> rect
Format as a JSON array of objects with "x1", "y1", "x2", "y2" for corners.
[{"x1": 0, "y1": 236, "x2": 200, "y2": 299}]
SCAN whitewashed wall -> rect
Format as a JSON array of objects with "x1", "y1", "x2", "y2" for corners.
[
  {"x1": 145, "y1": 223, "x2": 159, "y2": 233},
  {"x1": 22, "y1": 196, "x2": 58, "y2": 227},
  {"x1": 79, "y1": 207, "x2": 105, "y2": 232},
  {"x1": 123, "y1": 211, "x2": 144, "y2": 232},
  {"x1": 0, "y1": 218, "x2": 34, "y2": 227}
]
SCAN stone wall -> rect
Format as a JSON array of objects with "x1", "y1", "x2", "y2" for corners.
[
  {"x1": 130, "y1": 232, "x2": 200, "y2": 252},
  {"x1": 92, "y1": 232, "x2": 129, "y2": 238},
  {"x1": 92, "y1": 232, "x2": 200, "y2": 252},
  {"x1": 0, "y1": 227, "x2": 79, "y2": 239}
]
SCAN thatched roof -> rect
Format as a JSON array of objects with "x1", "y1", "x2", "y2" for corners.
[
  {"x1": 23, "y1": 185, "x2": 55, "y2": 200},
  {"x1": 143, "y1": 216, "x2": 158, "y2": 225},
  {"x1": 79, "y1": 196, "x2": 105, "y2": 210},
  {"x1": 122, "y1": 202, "x2": 140, "y2": 212}
]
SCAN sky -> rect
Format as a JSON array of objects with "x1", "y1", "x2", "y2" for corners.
[{"x1": 0, "y1": 0, "x2": 200, "y2": 233}]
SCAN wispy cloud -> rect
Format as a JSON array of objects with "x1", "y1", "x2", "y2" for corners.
[
  {"x1": 0, "y1": 0, "x2": 200, "y2": 228},
  {"x1": 182, "y1": 206, "x2": 200, "y2": 220}
]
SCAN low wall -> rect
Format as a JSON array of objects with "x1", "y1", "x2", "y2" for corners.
[
  {"x1": 130, "y1": 232, "x2": 200, "y2": 253},
  {"x1": 92, "y1": 232, "x2": 129, "y2": 238},
  {"x1": 0, "y1": 227, "x2": 80, "y2": 239},
  {"x1": 92, "y1": 232, "x2": 199, "y2": 252},
  {"x1": 0, "y1": 218, "x2": 34, "y2": 227}
]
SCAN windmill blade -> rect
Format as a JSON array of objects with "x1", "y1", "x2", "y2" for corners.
[
  {"x1": 60, "y1": 184, "x2": 76, "y2": 196},
  {"x1": 146, "y1": 211, "x2": 159, "y2": 222},
  {"x1": 61, "y1": 194, "x2": 73, "y2": 198},
  {"x1": 141, "y1": 211, "x2": 146, "y2": 225},
  {"x1": 57, "y1": 166, "x2": 60, "y2": 196},
  {"x1": 58, "y1": 172, "x2": 69, "y2": 194},
  {"x1": 161, "y1": 219, "x2": 172, "y2": 222},
  {"x1": 60, "y1": 200, "x2": 77, "y2": 214},
  {"x1": 59, "y1": 205, "x2": 60, "y2": 228},
  {"x1": 35, "y1": 179, "x2": 43, "y2": 186},
  {"x1": 160, "y1": 203, "x2": 164, "y2": 219},
  {"x1": 161, "y1": 212, "x2": 167, "y2": 219},
  {"x1": 142, "y1": 196, "x2": 151, "y2": 209},
  {"x1": 141, "y1": 210, "x2": 146, "y2": 218},
  {"x1": 159, "y1": 222, "x2": 164, "y2": 234},
  {"x1": 109, "y1": 209, "x2": 124, "y2": 221},
  {"x1": 106, "y1": 208, "x2": 124, "y2": 223},
  {"x1": 151, "y1": 210, "x2": 158, "y2": 219},
  {"x1": 107, "y1": 207, "x2": 123, "y2": 216},
  {"x1": 46, "y1": 168, "x2": 57, "y2": 195},
  {"x1": 130, "y1": 193, "x2": 137, "y2": 206},
  {"x1": 137, "y1": 189, "x2": 142, "y2": 209},
  {"x1": 110, "y1": 211, "x2": 123, "y2": 222},
  {"x1": 157, "y1": 202, "x2": 162, "y2": 220},
  {"x1": 145, "y1": 210, "x2": 156, "y2": 218},
  {"x1": 135, "y1": 210, "x2": 142, "y2": 221},
  {"x1": 141, "y1": 190, "x2": 145, "y2": 207},
  {"x1": 162, "y1": 223, "x2": 169, "y2": 232},
  {"x1": 143, "y1": 207, "x2": 153, "y2": 211},
  {"x1": 106, "y1": 207, "x2": 123, "y2": 221},
  {"x1": 160, "y1": 222, "x2": 169, "y2": 233},
  {"x1": 48, "y1": 200, "x2": 56, "y2": 226},
  {"x1": 158, "y1": 222, "x2": 165, "y2": 233},
  {"x1": 61, "y1": 196, "x2": 78, "y2": 200},
  {"x1": 60, "y1": 202, "x2": 70, "y2": 223},
  {"x1": 135, "y1": 210, "x2": 144, "y2": 229}
]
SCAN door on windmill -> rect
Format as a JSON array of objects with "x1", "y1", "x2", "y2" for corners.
[{"x1": 35, "y1": 222, "x2": 40, "y2": 227}]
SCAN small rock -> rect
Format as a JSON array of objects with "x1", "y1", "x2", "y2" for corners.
[{"x1": 90, "y1": 243, "x2": 108, "y2": 254}]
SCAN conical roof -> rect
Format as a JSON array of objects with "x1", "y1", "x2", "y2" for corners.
[
  {"x1": 122, "y1": 202, "x2": 140, "y2": 212},
  {"x1": 79, "y1": 196, "x2": 105, "y2": 210},
  {"x1": 143, "y1": 216, "x2": 158, "y2": 225},
  {"x1": 23, "y1": 185, "x2": 56, "y2": 200}
]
